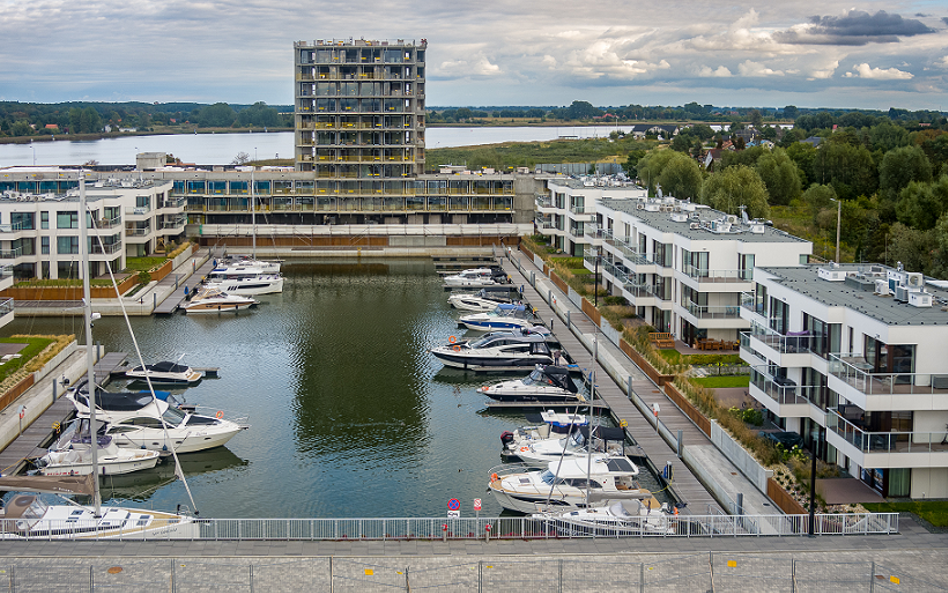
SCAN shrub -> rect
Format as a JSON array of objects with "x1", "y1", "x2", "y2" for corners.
[{"x1": 137, "y1": 270, "x2": 152, "y2": 285}]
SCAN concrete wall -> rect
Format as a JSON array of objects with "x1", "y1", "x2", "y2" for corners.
[{"x1": 911, "y1": 467, "x2": 948, "y2": 498}]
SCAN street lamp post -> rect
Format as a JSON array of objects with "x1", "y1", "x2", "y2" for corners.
[
  {"x1": 808, "y1": 438, "x2": 818, "y2": 536},
  {"x1": 594, "y1": 252, "x2": 600, "y2": 307}
]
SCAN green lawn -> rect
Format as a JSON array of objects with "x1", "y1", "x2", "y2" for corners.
[
  {"x1": 863, "y1": 501, "x2": 948, "y2": 528},
  {"x1": 125, "y1": 257, "x2": 168, "y2": 272},
  {"x1": 693, "y1": 375, "x2": 750, "y2": 388},
  {"x1": 0, "y1": 337, "x2": 53, "y2": 382}
]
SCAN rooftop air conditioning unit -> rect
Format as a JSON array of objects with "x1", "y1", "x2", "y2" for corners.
[
  {"x1": 726, "y1": 214, "x2": 738, "y2": 224},
  {"x1": 894, "y1": 285, "x2": 909, "y2": 302},
  {"x1": 906, "y1": 272, "x2": 924, "y2": 289},
  {"x1": 817, "y1": 267, "x2": 848, "y2": 282},
  {"x1": 909, "y1": 291, "x2": 932, "y2": 307},
  {"x1": 874, "y1": 279, "x2": 890, "y2": 296},
  {"x1": 636, "y1": 204, "x2": 645, "y2": 210},
  {"x1": 689, "y1": 222, "x2": 700, "y2": 230},
  {"x1": 749, "y1": 224, "x2": 765, "y2": 234}
]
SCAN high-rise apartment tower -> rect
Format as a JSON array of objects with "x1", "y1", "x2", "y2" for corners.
[{"x1": 294, "y1": 39, "x2": 426, "y2": 185}]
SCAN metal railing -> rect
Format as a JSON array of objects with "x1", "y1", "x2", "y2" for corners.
[
  {"x1": 683, "y1": 265, "x2": 753, "y2": 282},
  {"x1": 684, "y1": 300, "x2": 742, "y2": 319},
  {"x1": 741, "y1": 324, "x2": 824, "y2": 355},
  {"x1": 740, "y1": 290, "x2": 767, "y2": 316},
  {"x1": 0, "y1": 298, "x2": 13, "y2": 318},
  {"x1": 828, "y1": 409, "x2": 948, "y2": 455},
  {"x1": 750, "y1": 368, "x2": 819, "y2": 407},
  {"x1": 0, "y1": 512, "x2": 898, "y2": 541},
  {"x1": 828, "y1": 353, "x2": 948, "y2": 396}
]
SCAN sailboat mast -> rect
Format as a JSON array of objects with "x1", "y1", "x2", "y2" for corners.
[
  {"x1": 250, "y1": 169, "x2": 256, "y2": 260},
  {"x1": 79, "y1": 175, "x2": 101, "y2": 515}
]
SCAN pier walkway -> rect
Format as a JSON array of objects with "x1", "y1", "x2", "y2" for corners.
[
  {"x1": 500, "y1": 247, "x2": 776, "y2": 517},
  {"x1": 153, "y1": 252, "x2": 218, "y2": 315}
]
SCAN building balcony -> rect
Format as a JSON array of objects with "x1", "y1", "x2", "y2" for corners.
[
  {"x1": 826, "y1": 408, "x2": 948, "y2": 468},
  {"x1": 0, "y1": 223, "x2": 33, "y2": 237},
  {"x1": 740, "y1": 291, "x2": 767, "y2": 320},
  {"x1": 0, "y1": 247, "x2": 23, "y2": 262},
  {"x1": 534, "y1": 215, "x2": 553, "y2": 230},
  {"x1": 681, "y1": 265, "x2": 753, "y2": 289},
  {"x1": 741, "y1": 325, "x2": 823, "y2": 369},
  {"x1": 827, "y1": 353, "x2": 948, "y2": 412},
  {"x1": 748, "y1": 367, "x2": 818, "y2": 418},
  {"x1": 124, "y1": 207, "x2": 152, "y2": 220},
  {"x1": 90, "y1": 242, "x2": 121, "y2": 255},
  {"x1": 682, "y1": 299, "x2": 742, "y2": 320}
]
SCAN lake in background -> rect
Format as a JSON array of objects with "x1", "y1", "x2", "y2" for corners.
[
  {"x1": 0, "y1": 259, "x2": 656, "y2": 519},
  {"x1": 0, "y1": 126, "x2": 636, "y2": 168}
]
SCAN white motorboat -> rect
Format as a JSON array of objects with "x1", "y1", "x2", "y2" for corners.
[
  {"x1": 533, "y1": 498, "x2": 676, "y2": 536},
  {"x1": 35, "y1": 421, "x2": 161, "y2": 476},
  {"x1": 181, "y1": 287, "x2": 258, "y2": 314},
  {"x1": 202, "y1": 267, "x2": 284, "y2": 296},
  {"x1": 0, "y1": 476, "x2": 197, "y2": 539},
  {"x1": 443, "y1": 267, "x2": 505, "y2": 288},
  {"x1": 478, "y1": 365, "x2": 580, "y2": 402},
  {"x1": 67, "y1": 381, "x2": 249, "y2": 455},
  {"x1": 447, "y1": 286, "x2": 516, "y2": 312},
  {"x1": 430, "y1": 328, "x2": 556, "y2": 371},
  {"x1": 125, "y1": 360, "x2": 203, "y2": 387},
  {"x1": 487, "y1": 456, "x2": 644, "y2": 514},
  {"x1": 500, "y1": 411, "x2": 589, "y2": 450},
  {"x1": 460, "y1": 304, "x2": 538, "y2": 332},
  {"x1": 502, "y1": 425, "x2": 627, "y2": 467},
  {"x1": 213, "y1": 255, "x2": 281, "y2": 274}
]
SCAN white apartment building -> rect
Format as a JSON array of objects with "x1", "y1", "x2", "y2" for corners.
[
  {"x1": 538, "y1": 178, "x2": 812, "y2": 344},
  {"x1": 0, "y1": 176, "x2": 185, "y2": 280},
  {"x1": 741, "y1": 263, "x2": 948, "y2": 498}
]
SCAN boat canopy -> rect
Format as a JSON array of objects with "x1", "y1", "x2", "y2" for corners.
[
  {"x1": 73, "y1": 381, "x2": 170, "y2": 411},
  {"x1": 578, "y1": 425, "x2": 627, "y2": 442},
  {"x1": 141, "y1": 361, "x2": 190, "y2": 374},
  {"x1": 526, "y1": 365, "x2": 577, "y2": 393}
]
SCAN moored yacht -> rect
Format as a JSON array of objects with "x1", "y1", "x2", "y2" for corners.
[
  {"x1": 214, "y1": 254, "x2": 281, "y2": 274},
  {"x1": 443, "y1": 267, "x2": 507, "y2": 288},
  {"x1": 430, "y1": 328, "x2": 555, "y2": 371},
  {"x1": 67, "y1": 381, "x2": 249, "y2": 455},
  {"x1": 478, "y1": 365, "x2": 580, "y2": 402},
  {"x1": 502, "y1": 425, "x2": 627, "y2": 467},
  {"x1": 181, "y1": 287, "x2": 258, "y2": 314},
  {"x1": 532, "y1": 498, "x2": 676, "y2": 536},
  {"x1": 202, "y1": 267, "x2": 284, "y2": 296},
  {"x1": 487, "y1": 456, "x2": 644, "y2": 514},
  {"x1": 459, "y1": 303, "x2": 537, "y2": 332},
  {"x1": 447, "y1": 286, "x2": 517, "y2": 312},
  {"x1": 35, "y1": 419, "x2": 161, "y2": 476},
  {"x1": 125, "y1": 360, "x2": 203, "y2": 387}
]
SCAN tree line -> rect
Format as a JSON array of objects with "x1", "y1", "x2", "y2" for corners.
[
  {"x1": 629, "y1": 114, "x2": 948, "y2": 278},
  {"x1": 0, "y1": 101, "x2": 292, "y2": 137}
]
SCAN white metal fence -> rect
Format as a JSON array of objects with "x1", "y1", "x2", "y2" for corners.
[{"x1": 0, "y1": 512, "x2": 898, "y2": 541}]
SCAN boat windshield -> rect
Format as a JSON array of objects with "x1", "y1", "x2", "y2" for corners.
[
  {"x1": 539, "y1": 470, "x2": 562, "y2": 486},
  {"x1": 524, "y1": 368, "x2": 545, "y2": 385},
  {"x1": 468, "y1": 335, "x2": 497, "y2": 348},
  {"x1": 161, "y1": 405, "x2": 188, "y2": 427}
]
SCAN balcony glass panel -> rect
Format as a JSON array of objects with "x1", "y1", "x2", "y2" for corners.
[{"x1": 828, "y1": 353, "x2": 948, "y2": 396}]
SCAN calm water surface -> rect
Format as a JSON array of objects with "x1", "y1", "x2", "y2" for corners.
[{"x1": 1, "y1": 258, "x2": 616, "y2": 518}]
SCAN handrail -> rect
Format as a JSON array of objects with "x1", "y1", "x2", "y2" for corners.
[{"x1": 827, "y1": 408, "x2": 948, "y2": 454}]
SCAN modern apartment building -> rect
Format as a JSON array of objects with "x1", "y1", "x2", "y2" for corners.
[
  {"x1": 741, "y1": 263, "x2": 948, "y2": 498},
  {"x1": 0, "y1": 177, "x2": 184, "y2": 280},
  {"x1": 294, "y1": 39, "x2": 425, "y2": 177},
  {"x1": 537, "y1": 178, "x2": 812, "y2": 344}
]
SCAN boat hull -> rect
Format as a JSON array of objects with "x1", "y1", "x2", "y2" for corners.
[
  {"x1": 109, "y1": 424, "x2": 246, "y2": 455},
  {"x1": 39, "y1": 453, "x2": 160, "y2": 476},
  {"x1": 432, "y1": 350, "x2": 553, "y2": 371},
  {"x1": 182, "y1": 300, "x2": 256, "y2": 314}
]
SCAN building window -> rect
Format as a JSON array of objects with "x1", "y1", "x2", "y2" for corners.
[
  {"x1": 57, "y1": 211, "x2": 79, "y2": 229},
  {"x1": 136, "y1": 195, "x2": 150, "y2": 209},
  {"x1": 57, "y1": 236, "x2": 79, "y2": 254},
  {"x1": 41, "y1": 211, "x2": 49, "y2": 229},
  {"x1": 41, "y1": 237, "x2": 49, "y2": 255}
]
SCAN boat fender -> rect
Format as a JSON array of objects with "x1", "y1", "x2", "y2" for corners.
[
  {"x1": 490, "y1": 473, "x2": 499, "y2": 482},
  {"x1": 215, "y1": 410, "x2": 224, "y2": 419},
  {"x1": 449, "y1": 335, "x2": 457, "y2": 344}
]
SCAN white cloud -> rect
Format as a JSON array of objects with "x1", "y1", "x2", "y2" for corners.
[
  {"x1": 809, "y1": 59, "x2": 840, "y2": 80},
  {"x1": 738, "y1": 60, "x2": 785, "y2": 77},
  {"x1": 935, "y1": 56, "x2": 948, "y2": 69},
  {"x1": 698, "y1": 65, "x2": 732, "y2": 77},
  {"x1": 844, "y1": 63, "x2": 914, "y2": 79},
  {"x1": 541, "y1": 55, "x2": 557, "y2": 69}
]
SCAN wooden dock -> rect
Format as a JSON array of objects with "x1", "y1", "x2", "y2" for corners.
[
  {"x1": 0, "y1": 397, "x2": 74, "y2": 476},
  {"x1": 92, "y1": 352, "x2": 128, "y2": 385},
  {"x1": 483, "y1": 400, "x2": 608, "y2": 410},
  {"x1": 154, "y1": 252, "x2": 216, "y2": 316},
  {"x1": 501, "y1": 254, "x2": 723, "y2": 514}
]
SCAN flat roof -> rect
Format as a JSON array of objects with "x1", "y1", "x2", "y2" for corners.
[
  {"x1": 600, "y1": 198, "x2": 808, "y2": 244},
  {"x1": 759, "y1": 264, "x2": 948, "y2": 326}
]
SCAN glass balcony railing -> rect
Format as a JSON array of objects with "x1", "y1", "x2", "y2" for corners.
[
  {"x1": 535, "y1": 194, "x2": 552, "y2": 208},
  {"x1": 683, "y1": 300, "x2": 742, "y2": 319},
  {"x1": 0, "y1": 222, "x2": 31, "y2": 233},
  {"x1": 90, "y1": 243, "x2": 121, "y2": 255},
  {"x1": 569, "y1": 204, "x2": 591, "y2": 215},
  {"x1": 827, "y1": 409, "x2": 948, "y2": 454},
  {"x1": 741, "y1": 324, "x2": 825, "y2": 355},
  {"x1": 534, "y1": 216, "x2": 553, "y2": 230},
  {"x1": 750, "y1": 367, "x2": 819, "y2": 407},
  {"x1": 0, "y1": 297, "x2": 13, "y2": 317},
  {"x1": 0, "y1": 247, "x2": 23, "y2": 260},
  {"x1": 683, "y1": 265, "x2": 753, "y2": 282},
  {"x1": 828, "y1": 353, "x2": 948, "y2": 396}
]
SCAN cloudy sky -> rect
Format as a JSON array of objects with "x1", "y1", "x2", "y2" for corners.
[{"x1": 2, "y1": 0, "x2": 947, "y2": 111}]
